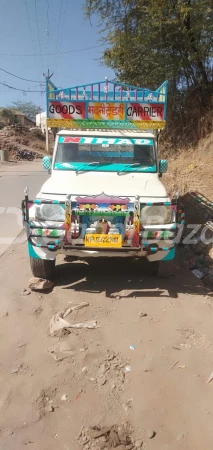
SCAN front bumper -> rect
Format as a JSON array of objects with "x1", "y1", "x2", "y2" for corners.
[{"x1": 22, "y1": 195, "x2": 184, "y2": 262}]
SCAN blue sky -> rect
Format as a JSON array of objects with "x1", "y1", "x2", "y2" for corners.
[{"x1": 0, "y1": 0, "x2": 114, "y2": 110}]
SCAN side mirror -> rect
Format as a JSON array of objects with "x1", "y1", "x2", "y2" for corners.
[
  {"x1": 159, "y1": 159, "x2": 168, "y2": 174},
  {"x1": 42, "y1": 156, "x2": 52, "y2": 171}
]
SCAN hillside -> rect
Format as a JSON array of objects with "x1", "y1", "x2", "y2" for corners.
[
  {"x1": 162, "y1": 130, "x2": 213, "y2": 288},
  {"x1": 0, "y1": 125, "x2": 54, "y2": 159}
]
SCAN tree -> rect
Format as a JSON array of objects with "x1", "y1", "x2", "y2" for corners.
[
  {"x1": 85, "y1": 0, "x2": 213, "y2": 90},
  {"x1": 0, "y1": 108, "x2": 19, "y2": 125},
  {"x1": 9, "y1": 101, "x2": 42, "y2": 122},
  {"x1": 85, "y1": 0, "x2": 213, "y2": 145}
]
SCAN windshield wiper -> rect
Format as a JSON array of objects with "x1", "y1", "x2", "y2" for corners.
[
  {"x1": 117, "y1": 163, "x2": 141, "y2": 175},
  {"x1": 76, "y1": 162, "x2": 100, "y2": 174}
]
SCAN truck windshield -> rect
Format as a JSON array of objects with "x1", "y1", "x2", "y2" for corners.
[{"x1": 54, "y1": 136, "x2": 157, "y2": 172}]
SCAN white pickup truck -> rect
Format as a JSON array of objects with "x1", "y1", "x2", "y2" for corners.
[{"x1": 22, "y1": 79, "x2": 184, "y2": 279}]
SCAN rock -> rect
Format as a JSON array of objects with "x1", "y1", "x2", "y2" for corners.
[
  {"x1": 147, "y1": 430, "x2": 156, "y2": 439},
  {"x1": 47, "y1": 405, "x2": 54, "y2": 413},
  {"x1": 11, "y1": 364, "x2": 22, "y2": 374},
  {"x1": 80, "y1": 347, "x2": 87, "y2": 352},
  {"x1": 135, "y1": 439, "x2": 143, "y2": 448},
  {"x1": 87, "y1": 427, "x2": 112, "y2": 439},
  {"x1": 115, "y1": 446, "x2": 126, "y2": 450},
  {"x1": 61, "y1": 394, "x2": 68, "y2": 401},
  {"x1": 109, "y1": 429, "x2": 120, "y2": 447},
  {"x1": 126, "y1": 445, "x2": 133, "y2": 450},
  {"x1": 177, "y1": 432, "x2": 185, "y2": 443},
  {"x1": 117, "y1": 429, "x2": 127, "y2": 444},
  {"x1": 21, "y1": 289, "x2": 31, "y2": 296},
  {"x1": 98, "y1": 376, "x2": 107, "y2": 386},
  {"x1": 29, "y1": 277, "x2": 54, "y2": 291}
]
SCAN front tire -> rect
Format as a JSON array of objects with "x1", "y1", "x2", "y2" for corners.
[
  {"x1": 150, "y1": 260, "x2": 175, "y2": 277},
  {"x1": 30, "y1": 257, "x2": 55, "y2": 279}
]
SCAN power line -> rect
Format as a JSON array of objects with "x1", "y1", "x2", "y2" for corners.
[
  {"x1": 56, "y1": 0, "x2": 63, "y2": 57},
  {"x1": 0, "y1": 66, "x2": 45, "y2": 84},
  {"x1": 25, "y1": 0, "x2": 37, "y2": 70},
  {"x1": 55, "y1": 0, "x2": 68, "y2": 77},
  {"x1": 0, "y1": 81, "x2": 45, "y2": 93},
  {"x1": 34, "y1": 0, "x2": 44, "y2": 70},
  {"x1": 0, "y1": 44, "x2": 103, "y2": 57},
  {"x1": 46, "y1": 0, "x2": 50, "y2": 56}
]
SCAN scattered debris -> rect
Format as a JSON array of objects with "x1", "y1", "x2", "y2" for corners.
[
  {"x1": 191, "y1": 269, "x2": 205, "y2": 280},
  {"x1": 21, "y1": 288, "x2": 31, "y2": 296},
  {"x1": 123, "y1": 399, "x2": 133, "y2": 413},
  {"x1": 29, "y1": 277, "x2": 54, "y2": 291},
  {"x1": 129, "y1": 345, "x2": 135, "y2": 351},
  {"x1": 177, "y1": 432, "x2": 186, "y2": 443},
  {"x1": 124, "y1": 365, "x2": 132, "y2": 373},
  {"x1": 47, "y1": 405, "x2": 54, "y2": 413},
  {"x1": 134, "y1": 438, "x2": 143, "y2": 448},
  {"x1": 168, "y1": 360, "x2": 179, "y2": 371},
  {"x1": 47, "y1": 341, "x2": 75, "y2": 361},
  {"x1": 147, "y1": 430, "x2": 156, "y2": 439},
  {"x1": 11, "y1": 363, "x2": 25, "y2": 375},
  {"x1": 23, "y1": 440, "x2": 34, "y2": 445},
  {"x1": 96, "y1": 352, "x2": 127, "y2": 390},
  {"x1": 36, "y1": 388, "x2": 57, "y2": 419},
  {"x1": 207, "y1": 371, "x2": 213, "y2": 384},
  {"x1": 49, "y1": 302, "x2": 97, "y2": 336},
  {"x1": 139, "y1": 312, "x2": 147, "y2": 318},
  {"x1": 78, "y1": 424, "x2": 134, "y2": 450}
]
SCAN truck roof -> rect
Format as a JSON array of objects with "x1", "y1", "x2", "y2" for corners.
[{"x1": 57, "y1": 129, "x2": 156, "y2": 138}]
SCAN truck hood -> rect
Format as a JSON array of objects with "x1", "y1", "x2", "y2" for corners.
[{"x1": 39, "y1": 170, "x2": 167, "y2": 201}]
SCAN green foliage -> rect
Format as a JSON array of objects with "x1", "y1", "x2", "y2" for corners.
[
  {"x1": 9, "y1": 101, "x2": 42, "y2": 122},
  {"x1": 85, "y1": 0, "x2": 213, "y2": 145},
  {"x1": 85, "y1": 0, "x2": 213, "y2": 89},
  {"x1": 0, "y1": 109, "x2": 19, "y2": 125}
]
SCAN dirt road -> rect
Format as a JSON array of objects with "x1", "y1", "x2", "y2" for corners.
[{"x1": 0, "y1": 243, "x2": 213, "y2": 450}]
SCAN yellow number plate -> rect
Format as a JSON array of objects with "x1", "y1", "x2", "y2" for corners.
[{"x1": 85, "y1": 233, "x2": 122, "y2": 248}]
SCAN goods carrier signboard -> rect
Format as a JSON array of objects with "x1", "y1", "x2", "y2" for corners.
[{"x1": 46, "y1": 78, "x2": 168, "y2": 130}]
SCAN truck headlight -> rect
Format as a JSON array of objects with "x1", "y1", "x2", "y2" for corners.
[
  {"x1": 35, "y1": 204, "x2": 64, "y2": 221},
  {"x1": 141, "y1": 205, "x2": 172, "y2": 225}
]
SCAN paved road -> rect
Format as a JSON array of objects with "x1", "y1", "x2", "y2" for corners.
[{"x1": 0, "y1": 161, "x2": 48, "y2": 256}]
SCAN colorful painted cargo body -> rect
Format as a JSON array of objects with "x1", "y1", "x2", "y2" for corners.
[{"x1": 22, "y1": 79, "x2": 183, "y2": 278}]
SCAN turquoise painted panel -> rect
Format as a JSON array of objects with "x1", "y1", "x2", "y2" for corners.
[
  {"x1": 28, "y1": 241, "x2": 41, "y2": 259},
  {"x1": 162, "y1": 247, "x2": 176, "y2": 261},
  {"x1": 54, "y1": 162, "x2": 156, "y2": 173}
]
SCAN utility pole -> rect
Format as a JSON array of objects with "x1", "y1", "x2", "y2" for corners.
[{"x1": 43, "y1": 69, "x2": 53, "y2": 154}]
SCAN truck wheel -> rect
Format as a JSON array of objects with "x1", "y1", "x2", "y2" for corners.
[
  {"x1": 149, "y1": 261, "x2": 160, "y2": 276},
  {"x1": 158, "y1": 261, "x2": 175, "y2": 277},
  {"x1": 30, "y1": 257, "x2": 55, "y2": 279},
  {"x1": 149, "y1": 260, "x2": 175, "y2": 277}
]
